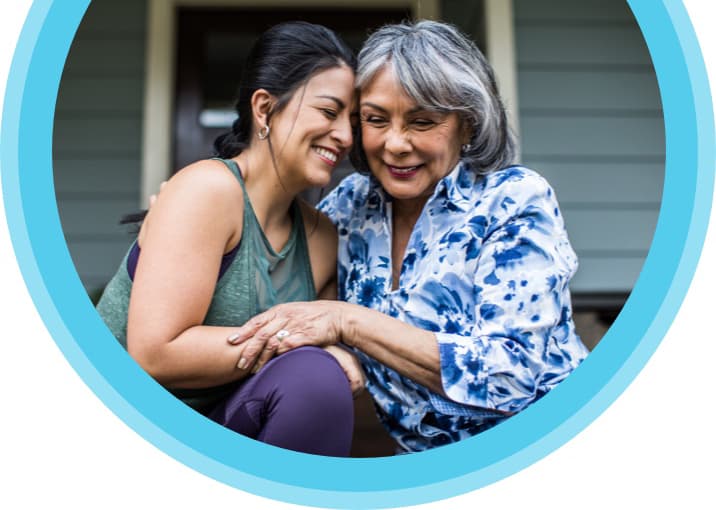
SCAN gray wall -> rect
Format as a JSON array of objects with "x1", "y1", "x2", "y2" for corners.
[
  {"x1": 54, "y1": 0, "x2": 147, "y2": 295},
  {"x1": 513, "y1": 0, "x2": 664, "y2": 295}
]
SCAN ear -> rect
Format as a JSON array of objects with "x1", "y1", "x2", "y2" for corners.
[
  {"x1": 250, "y1": 88, "x2": 275, "y2": 130},
  {"x1": 458, "y1": 117, "x2": 473, "y2": 146}
]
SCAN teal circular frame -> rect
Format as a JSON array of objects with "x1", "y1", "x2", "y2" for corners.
[{"x1": 1, "y1": 0, "x2": 714, "y2": 507}]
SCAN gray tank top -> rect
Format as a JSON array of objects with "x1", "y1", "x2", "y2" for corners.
[{"x1": 96, "y1": 158, "x2": 317, "y2": 412}]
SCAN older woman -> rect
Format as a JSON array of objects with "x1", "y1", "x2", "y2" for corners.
[{"x1": 224, "y1": 20, "x2": 590, "y2": 453}]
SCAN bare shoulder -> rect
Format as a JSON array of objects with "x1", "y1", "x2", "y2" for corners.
[
  {"x1": 169, "y1": 158, "x2": 244, "y2": 199},
  {"x1": 139, "y1": 159, "x2": 245, "y2": 250}
]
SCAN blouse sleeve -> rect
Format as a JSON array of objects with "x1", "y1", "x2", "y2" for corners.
[
  {"x1": 317, "y1": 173, "x2": 359, "y2": 226},
  {"x1": 435, "y1": 174, "x2": 586, "y2": 413},
  {"x1": 316, "y1": 186, "x2": 340, "y2": 224}
]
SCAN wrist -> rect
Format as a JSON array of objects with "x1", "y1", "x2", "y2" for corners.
[{"x1": 336, "y1": 302, "x2": 359, "y2": 348}]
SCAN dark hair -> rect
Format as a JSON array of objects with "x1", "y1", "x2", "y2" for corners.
[
  {"x1": 122, "y1": 22, "x2": 355, "y2": 229},
  {"x1": 214, "y1": 21, "x2": 356, "y2": 158}
]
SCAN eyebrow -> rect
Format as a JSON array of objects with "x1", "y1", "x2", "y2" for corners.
[
  {"x1": 316, "y1": 95, "x2": 346, "y2": 109},
  {"x1": 360, "y1": 102, "x2": 428, "y2": 115}
]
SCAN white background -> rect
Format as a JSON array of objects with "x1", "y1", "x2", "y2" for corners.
[{"x1": 1, "y1": 2, "x2": 714, "y2": 508}]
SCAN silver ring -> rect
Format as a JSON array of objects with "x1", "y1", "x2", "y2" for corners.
[{"x1": 275, "y1": 329, "x2": 290, "y2": 341}]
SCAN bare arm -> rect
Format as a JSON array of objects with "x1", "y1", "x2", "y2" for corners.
[
  {"x1": 300, "y1": 200, "x2": 339, "y2": 300},
  {"x1": 225, "y1": 300, "x2": 443, "y2": 395},
  {"x1": 127, "y1": 160, "x2": 267, "y2": 388},
  {"x1": 338, "y1": 303, "x2": 442, "y2": 394}
]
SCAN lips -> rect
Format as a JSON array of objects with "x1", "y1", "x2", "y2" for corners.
[
  {"x1": 312, "y1": 146, "x2": 339, "y2": 166},
  {"x1": 387, "y1": 163, "x2": 422, "y2": 178}
]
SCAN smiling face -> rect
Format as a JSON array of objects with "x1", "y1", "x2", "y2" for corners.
[
  {"x1": 359, "y1": 66, "x2": 468, "y2": 207},
  {"x1": 268, "y1": 65, "x2": 356, "y2": 188}
]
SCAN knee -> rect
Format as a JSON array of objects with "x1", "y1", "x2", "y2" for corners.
[{"x1": 271, "y1": 347, "x2": 353, "y2": 405}]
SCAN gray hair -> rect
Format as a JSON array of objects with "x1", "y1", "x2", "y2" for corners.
[{"x1": 352, "y1": 20, "x2": 516, "y2": 175}]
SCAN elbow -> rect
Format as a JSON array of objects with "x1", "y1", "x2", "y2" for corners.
[{"x1": 126, "y1": 336, "x2": 175, "y2": 385}]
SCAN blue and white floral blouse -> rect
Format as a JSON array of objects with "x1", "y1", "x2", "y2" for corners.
[{"x1": 318, "y1": 162, "x2": 589, "y2": 452}]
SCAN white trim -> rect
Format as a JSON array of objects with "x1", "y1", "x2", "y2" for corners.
[
  {"x1": 140, "y1": 0, "x2": 439, "y2": 207},
  {"x1": 140, "y1": 0, "x2": 175, "y2": 208},
  {"x1": 484, "y1": 0, "x2": 521, "y2": 159}
]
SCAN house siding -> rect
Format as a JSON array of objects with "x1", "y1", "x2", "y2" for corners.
[
  {"x1": 513, "y1": 0, "x2": 664, "y2": 294},
  {"x1": 54, "y1": 0, "x2": 663, "y2": 299},
  {"x1": 53, "y1": 0, "x2": 147, "y2": 293}
]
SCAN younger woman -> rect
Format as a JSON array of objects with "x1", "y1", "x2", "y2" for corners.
[{"x1": 97, "y1": 22, "x2": 361, "y2": 456}]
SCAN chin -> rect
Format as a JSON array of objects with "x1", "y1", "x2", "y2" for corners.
[
  {"x1": 307, "y1": 172, "x2": 333, "y2": 189},
  {"x1": 379, "y1": 179, "x2": 425, "y2": 200}
]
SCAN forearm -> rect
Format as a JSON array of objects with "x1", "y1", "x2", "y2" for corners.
[
  {"x1": 338, "y1": 303, "x2": 445, "y2": 395},
  {"x1": 130, "y1": 325, "x2": 253, "y2": 389}
]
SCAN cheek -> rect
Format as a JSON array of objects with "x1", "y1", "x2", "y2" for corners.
[
  {"x1": 428, "y1": 131, "x2": 460, "y2": 160},
  {"x1": 360, "y1": 129, "x2": 383, "y2": 157}
]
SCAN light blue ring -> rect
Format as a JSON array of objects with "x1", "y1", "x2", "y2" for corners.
[{"x1": 1, "y1": 0, "x2": 713, "y2": 507}]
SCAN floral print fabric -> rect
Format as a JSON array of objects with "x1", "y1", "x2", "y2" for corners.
[{"x1": 318, "y1": 163, "x2": 589, "y2": 452}]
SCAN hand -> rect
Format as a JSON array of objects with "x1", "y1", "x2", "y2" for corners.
[
  {"x1": 148, "y1": 180, "x2": 168, "y2": 209},
  {"x1": 323, "y1": 345, "x2": 365, "y2": 398},
  {"x1": 226, "y1": 301, "x2": 344, "y2": 369}
]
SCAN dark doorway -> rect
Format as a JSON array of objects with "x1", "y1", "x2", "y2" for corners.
[{"x1": 173, "y1": 7, "x2": 411, "y2": 181}]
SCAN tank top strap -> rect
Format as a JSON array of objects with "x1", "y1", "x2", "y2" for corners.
[
  {"x1": 289, "y1": 200, "x2": 317, "y2": 298},
  {"x1": 212, "y1": 157, "x2": 257, "y2": 228},
  {"x1": 213, "y1": 157, "x2": 247, "y2": 191},
  {"x1": 291, "y1": 200, "x2": 308, "y2": 248}
]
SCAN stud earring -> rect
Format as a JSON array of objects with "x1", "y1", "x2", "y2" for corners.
[{"x1": 461, "y1": 143, "x2": 472, "y2": 154}]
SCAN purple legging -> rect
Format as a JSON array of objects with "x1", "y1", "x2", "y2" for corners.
[{"x1": 208, "y1": 346, "x2": 354, "y2": 456}]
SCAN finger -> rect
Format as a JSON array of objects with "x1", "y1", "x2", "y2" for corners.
[
  {"x1": 275, "y1": 332, "x2": 320, "y2": 355},
  {"x1": 343, "y1": 365, "x2": 363, "y2": 397},
  {"x1": 349, "y1": 371, "x2": 365, "y2": 398},
  {"x1": 228, "y1": 311, "x2": 275, "y2": 345},
  {"x1": 160, "y1": 180, "x2": 168, "y2": 192},
  {"x1": 250, "y1": 339, "x2": 279, "y2": 374},
  {"x1": 236, "y1": 317, "x2": 287, "y2": 370},
  {"x1": 352, "y1": 384, "x2": 365, "y2": 398}
]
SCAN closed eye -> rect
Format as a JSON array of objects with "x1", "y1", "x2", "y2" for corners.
[
  {"x1": 411, "y1": 119, "x2": 436, "y2": 129},
  {"x1": 361, "y1": 114, "x2": 388, "y2": 126}
]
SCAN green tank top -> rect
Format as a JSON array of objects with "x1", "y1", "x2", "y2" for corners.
[{"x1": 96, "y1": 158, "x2": 316, "y2": 413}]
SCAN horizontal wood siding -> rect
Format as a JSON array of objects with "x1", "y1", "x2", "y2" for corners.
[
  {"x1": 514, "y1": 0, "x2": 664, "y2": 294},
  {"x1": 53, "y1": 0, "x2": 147, "y2": 294}
]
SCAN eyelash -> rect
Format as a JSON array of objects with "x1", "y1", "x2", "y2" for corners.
[
  {"x1": 360, "y1": 115, "x2": 436, "y2": 128},
  {"x1": 412, "y1": 119, "x2": 435, "y2": 127},
  {"x1": 361, "y1": 115, "x2": 387, "y2": 125},
  {"x1": 321, "y1": 108, "x2": 338, "y2": 119}
]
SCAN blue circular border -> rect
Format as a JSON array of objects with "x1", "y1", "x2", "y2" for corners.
[{"x1": 1, "y1": 0, "x2": 714, "y2": 507}]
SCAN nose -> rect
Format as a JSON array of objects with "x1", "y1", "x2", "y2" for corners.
[
  {"x1": 331, "y1": 111, "x2": 353, "y2": 149},
  {"x1": 384, "y1": 125, "x2": 411, "y2": 155}
]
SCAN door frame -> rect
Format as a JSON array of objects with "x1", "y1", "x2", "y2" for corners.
[{"x1": 140, "y1": 0, "x2": 518, "y2": 206}]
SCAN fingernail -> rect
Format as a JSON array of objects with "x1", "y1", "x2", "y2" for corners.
[
  {"x1": 228, "y1": 333, "x2": 241, "y2": 344},
  {"x1": 238, "y1": 357, "x2": 248, "y2": 370}
]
